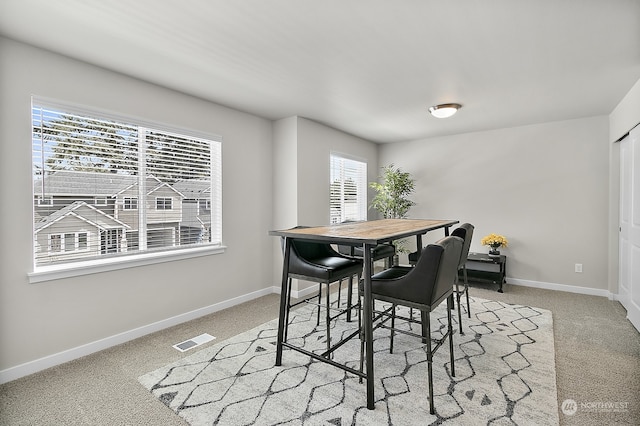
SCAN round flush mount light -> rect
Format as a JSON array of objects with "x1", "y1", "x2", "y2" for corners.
[{"x1": 428, "y1": 103, "x2": 462, "y2": 118}]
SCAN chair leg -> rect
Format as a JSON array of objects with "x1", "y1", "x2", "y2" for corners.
[
  {"x1": 346, "y1": 275, "x2": 354, "y2": 322},
  {"x1": 464, "y1": 266, "x2": 471, "y2": 318},
  {"x1": 390, "y1": 304, "x2": 396, "y2": 353},
  {"x1": 455, "y1": 275, "x2": 464, "y2": 335},
  {"x1": 316, "y1": 283, "x2": 322, "y2": 326},
  {"x1": 284, "y1": 277, "x2": 293, "y2": 342},
  {"x1": 420, "y1": 310, "x2": 428, "y2": 344},
  {"x1": 424, "y1": 309, "x2": 434, "y2": 415},
  {"x1": 448, "y1": 294, "x2": 456, "y2": 378},
  {"x1": 325, "y1": 284, "x2": 331, "y2": 355}
]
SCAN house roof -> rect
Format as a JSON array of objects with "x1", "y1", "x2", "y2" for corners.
[
  {"x1": 34, "y1": 171, "x2": 136, "y2": 196},
  {"x1": 34, "y1": 200, "x2": 131, "y2": 233},
  {"x1": 171, "y1": 180, "x2": 211, "y2": 198},
  {"x1": 34, "y1": 171, "x2": 206, "y2": 198}
]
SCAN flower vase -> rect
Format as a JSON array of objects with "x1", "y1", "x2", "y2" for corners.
[{"x1": 489, "y1": 244, "x2": 501, "y2": 257}]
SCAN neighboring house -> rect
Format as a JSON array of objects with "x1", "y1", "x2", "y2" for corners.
[
  {"x1": 33, "y1": 171, "x2": 211, "y2": 265},
  {"x1": 34, "y1": 200, "x2": 131, "y2": 265},
  {"x1": 112, "y1": 175, "x2": 185, "y2": 250},
  {"x1": 171, "y1": 179, "x2": 212, "y2": 244}
]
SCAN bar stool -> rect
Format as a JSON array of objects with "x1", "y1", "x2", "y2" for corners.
[
  {"x1": 283, "y1": 238, "x2": 363, "y2": 354},
  {"x1": 364, "y1": 235, "x2": 463, "y2": 414}
]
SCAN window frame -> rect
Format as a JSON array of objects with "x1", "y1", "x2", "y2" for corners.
[
  {"x1": 123, "y1": 197, "x2": 138, "y2": 210},
  {"x1": 29, "y1": 96, "x2": 225, "y2": 283},
  {"x1": 155, "y1": 197, "x2": 173, "y2": 211}
]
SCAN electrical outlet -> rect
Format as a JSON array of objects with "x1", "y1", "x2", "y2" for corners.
[{"x1": 575, "y1": 263, "x2": 583, "y2": 273}]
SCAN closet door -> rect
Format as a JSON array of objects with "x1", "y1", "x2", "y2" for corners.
[{"x1": 619, "y1": 125, "x2": 640, "y2": 332}]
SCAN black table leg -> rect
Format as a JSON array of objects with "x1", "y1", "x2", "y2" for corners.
[
  {"x1": 363, "y1": 243, "x2": 375, "y2": 410},
  {"x1": 276, "y1": 237, "x2": 292, "y2": 366}
]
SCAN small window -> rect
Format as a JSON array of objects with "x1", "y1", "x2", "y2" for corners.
[
  {"x1": 156, "y1": 197, "x2": 173, "y2": 210},
  {"x1": 49, "y1": 234, "x2": 62, "y2": 253},
  {"x1": 199, "y1": 199, "x2": 211, "y2": 212},
  {"x1": 78, "y1": 233, "x2": 88, "y2": 250},
  {"x1": 38, "y1": 196, "x2": 53, "y2": 206},
  {"x1": 123, "y1": 197, "x2": 138, "y2": 210},
  {"x1": 64, "y1": 233, "x2": 75, "y2": 251},
  {"x1": 330, "y1": 154, "x2": 367, "y2": 224}
]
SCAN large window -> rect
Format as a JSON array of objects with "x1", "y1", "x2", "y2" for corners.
[
  {"x1": 329, "y1": 154, "x2": 367, "y2": 224},
  {"x1": 31, "y1": 98, "x2": 222, "y2": 273}
]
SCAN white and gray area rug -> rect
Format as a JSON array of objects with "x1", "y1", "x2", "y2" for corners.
[{"x1": 139, "y1": 296, "x2": 559, "y2": 425}]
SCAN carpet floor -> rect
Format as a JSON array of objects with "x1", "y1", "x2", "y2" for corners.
[{"x1": 139, "y1": 296, "x2": 558, "y2": 425}]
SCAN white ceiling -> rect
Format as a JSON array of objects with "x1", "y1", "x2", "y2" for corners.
[{"x1": 1, "y1": 0, "x2": 639, "y2": 143}]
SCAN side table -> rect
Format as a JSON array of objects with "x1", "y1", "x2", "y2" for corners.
[{"x1": 460, "y1": 252, "x2": 506, "y2": 292}]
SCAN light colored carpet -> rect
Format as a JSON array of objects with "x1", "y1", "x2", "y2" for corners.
[{"x1": 139, "y1": 296, "x2": 558, "y2": 425}]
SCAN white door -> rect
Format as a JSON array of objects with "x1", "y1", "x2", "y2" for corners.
[{"x1": 619, "y1": 125, "x2": 640, "y2": 332}]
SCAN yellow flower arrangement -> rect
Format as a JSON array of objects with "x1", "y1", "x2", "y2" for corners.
[{"x1": 481, "y1": 233, "x2": 508, "y2": 248}]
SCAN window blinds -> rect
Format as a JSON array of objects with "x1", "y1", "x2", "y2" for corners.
[{"x1": 329, "y1": 154, "x2": 367, "y2": 224}]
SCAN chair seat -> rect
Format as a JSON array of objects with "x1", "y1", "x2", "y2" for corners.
[
  {"x1": 337, "y1": 243, "x2": 396, "y2": 261},
  {"x1": 354, "y1": 244, "x2": 396, "y2": 260},
  {"x1": 289, "y1": 255, "x2": 363, "y2": 282},
  {"x1": 371, "y1": 266, "x2": 411, "y2": 280}
]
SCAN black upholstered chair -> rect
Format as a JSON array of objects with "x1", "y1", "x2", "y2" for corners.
[
  {"x1": 282, "y1": 237, "x2": 363, "y2": 354},
  {"x1": 365, "y1": 235, "x2": 463, "y2": 414},
  {"x1": 408, "y1": 223, "x2": 474, "y2": 335},
  {"x1": 336, "y1": 241, "x2": 396, "y2": 317}
]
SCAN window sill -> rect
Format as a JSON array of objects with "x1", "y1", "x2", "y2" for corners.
[{"x1": 28, "y1": 245, "x2": 226, "y2": 283}]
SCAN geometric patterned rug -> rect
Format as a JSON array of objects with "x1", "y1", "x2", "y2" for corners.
[{"x1": 139, "y1": 296, "x2": 558, "y2": 425}]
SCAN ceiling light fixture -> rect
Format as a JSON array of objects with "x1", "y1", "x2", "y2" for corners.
[{"x1": 428, "y1": 103, "x2": 462, "y2": 118}]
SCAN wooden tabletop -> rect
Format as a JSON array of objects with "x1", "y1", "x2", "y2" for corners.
[{"x1": 269, "y1": 218, "x2": 459, "y2": 245}]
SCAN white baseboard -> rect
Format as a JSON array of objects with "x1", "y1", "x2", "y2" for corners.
[
  {"x1": 507, "y1": 277, "x2": 614, "y2": 299},
  {"x1": 0, "y1": 287, "x2": 273, "y2": 385}
]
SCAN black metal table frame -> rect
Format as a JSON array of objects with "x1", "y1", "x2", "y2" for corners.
[{"x1": 270, "y1": 219, "x2": 458, "y2": 410}]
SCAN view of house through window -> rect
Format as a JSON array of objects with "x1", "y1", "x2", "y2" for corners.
[
  {"x1": 329, "y1": 154, "x2": 367, "y2": 224},
  {"x1": 32, "y1": 98, "x2": 222, "y2": 269}
]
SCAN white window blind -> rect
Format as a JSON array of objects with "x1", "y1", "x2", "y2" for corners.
[
  {"x1": 32, "y1": 98, "x2": 222, "y2": 270},
  {"x1": 329, "y1": 154, "x2": 367, "y2": 224}
]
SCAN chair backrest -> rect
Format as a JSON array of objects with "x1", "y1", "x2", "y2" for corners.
[
  {"x1": 429, "y1": 236, "x2": 464, "y2": 302},
  {"x1": 290, "y1": 239, "x2": 341, "y2": 261},
  {"x1": 451, "y1": 223, "x2": 474, "y2": 269},
  {"x1": 410, "y1": 235, "x2": 463, "y2": 305},
  {"x1": 281, "y1": 226, "x2": 341, "y2": 258},
  {"x1": 383, "y1": 235, "x2": 462, "y2": 306}
]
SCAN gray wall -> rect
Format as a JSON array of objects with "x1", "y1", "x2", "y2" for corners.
[
  {"x1": 379, "y1": 116, "x2": 610, "y2": 291},
  {"x1": 0, "y1": 37, "x2": 274, "y2": 372}
]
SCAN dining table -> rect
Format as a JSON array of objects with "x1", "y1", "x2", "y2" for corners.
[{"x1": 269, "y1": 218, "x2": 459, "y2": 410}]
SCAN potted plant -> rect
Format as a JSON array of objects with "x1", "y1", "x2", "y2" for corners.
[{"x1": 369, "y1": 164, "x2": 416, "y2": 261}]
